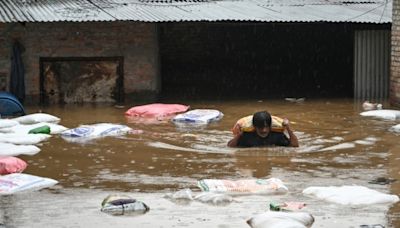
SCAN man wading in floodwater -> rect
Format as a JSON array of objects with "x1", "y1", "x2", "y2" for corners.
[{"x1": 227, "y1": 111, "x2": 299, "y2": 148}]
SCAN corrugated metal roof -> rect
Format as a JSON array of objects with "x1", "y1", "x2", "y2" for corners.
[{"x1": 0, "y1": 0, "x2": 392, "y2": 23}]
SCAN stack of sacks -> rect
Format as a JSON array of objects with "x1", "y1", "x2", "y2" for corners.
[
  {"x1": 0, "y1": 119, "x2": 39, "y2": 156},
  {"x1": 0, "y1": 113, "x2": 63, "y2": 193},
  {"x1": 0, "y1": 113, "x2": 68, "y2": 157}
]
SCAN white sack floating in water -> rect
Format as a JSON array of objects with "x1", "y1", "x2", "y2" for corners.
[
  {"x1": 0, "y1": 142, "x2": 40, "y2": 156},
  {"x1": 247, "y1": 211, "x2": 314, "y2": 228},
  {"x1": 0, "y1": 173, "x2": 58, "y2": 194},
  {"x1": 302, "y1": 185, "x2": 399, "y2": 206},
  {"x1": 164, "y1": 188, "x2": 194, "y2": 201},
  {"x1": 0, "y1": 133, "x2": 51, "y2": 145},
  {"x1": 164, "y1": 189, "x2": 234, "y2": 206},
  {"x1": 61, "y1": 123, "x2": 132, "y2": 142},
  {"x1": 198, "y1": 178, "x2": 288, "y2": 195},
  {"x1": 360, "y1": 109, "x2": 400, "y2": 120},
  {"x1": 12, "y1": 113, "x2": 61, "y2": 124},
  {"x1": 194, "y1": 192, "x2": 234, "y2": 205},
  {"x1": 172, "y1": 109, "x2": 223, "y2": 124},
  {"x1": 389, "y1": 124, "x2": 400, "y2": 133}
]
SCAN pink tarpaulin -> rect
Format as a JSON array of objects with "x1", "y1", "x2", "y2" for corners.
[
  {"x1": 125, "y1": 103, "x2": 189, "y2": 118},
  {"x1": 0, "y1": 157, "x2": 27, "y2": 174}
]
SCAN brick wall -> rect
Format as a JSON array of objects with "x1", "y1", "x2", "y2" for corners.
[
  {"x1": 0, "y1": 21, "x2": 160, "y2": 104},
  {"x1": 391, "y1": 0, "x2": 400, "y2": 106}
]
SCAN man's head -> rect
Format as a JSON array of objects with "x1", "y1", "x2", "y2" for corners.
[{"x1": 252, "y1": 111, "x2": 272, "y2": 138}]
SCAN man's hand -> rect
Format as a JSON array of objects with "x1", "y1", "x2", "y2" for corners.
[
  {"x1": 282, "y1": 118, "x2": 299, "y2": 147},
  {"x1": 282, "y1": 118, "x2": 290, "y2": 129}
]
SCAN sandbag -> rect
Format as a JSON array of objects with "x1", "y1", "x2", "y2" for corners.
[
  {"x1": 194, "y1": 192, "x2": 233, "y2": 205},
  {"x1": 303, "y1": 185, "x2": 400, "y2": 205},
  {"x1": 0, "y1": 157, "x2": 27, "y2": 174},
  {"x1": 0, "y1": 133, "x2": 51, "y2": 145},
  {"x1": 164, "y1": 189, "x2": 233, "y2": 206},
  {"x1": 61, "y1": 123, "x2": 132, "y2": 142},
  {"x1": 164, "y1": 188, "x2": 194, "y2": 201},
  {"x1": 390, "y1": 124, "x2": 400, "y2": 133},
  {"x1": 360, "y1": 109, "x2": 400, "y2": 120},
  {"x1": 362, "y1": 101, "x2": 383, "y2": 111},
  {"x1": 197, "y1": 178, "x2": 288, "y2": 195},
  {"x1": 247, "y1": 211, "x2": 314, "y2": 228},
  {"x1": 1, "y1": 122, "x2": 68, "y2": 134},
  {"x1": 13, "y1": 113, "x2": 60, "y2": 124},
  {"x1": 0, "y1": 142, "x2": 40, "y2": 156},
  {"x1": 232, "y1": 115, "x2": 286, "y2": 135},
  {"x1": 0, "y1": 119, "x2": 19, "y2": 129},
  {"x1": 172, "y1": 109, "x2": 223, "y2": 124},
  {"x1": 125, "y1": 103, "x2": 189, "y2": 118},
  {"x1": 0, "y1": 173, "x2": 58, "y2": 194}
]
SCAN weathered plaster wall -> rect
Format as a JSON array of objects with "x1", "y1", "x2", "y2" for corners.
[
  {"x1": 0, "y1": 21, "x2": 160, "y2": 104},
  {"x1": 391, "y1": 0, "x2": 400, "y2": 106}
]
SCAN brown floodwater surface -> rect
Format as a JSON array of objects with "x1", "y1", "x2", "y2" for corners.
[{"x1": 1, "y1": 98, "x2": 400, "y2": 228}]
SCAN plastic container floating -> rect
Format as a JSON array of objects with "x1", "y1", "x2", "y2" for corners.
[{"x1": 0, "y1": 91, "x2": 25, "y2": 117}]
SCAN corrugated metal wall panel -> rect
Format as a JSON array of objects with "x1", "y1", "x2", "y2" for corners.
[
  {"x1": 0, "y1": 0, "x2": 392, "y2": 23},
  {"x1": 354, "y1": 30, "x2": 390, "y2": 101}
]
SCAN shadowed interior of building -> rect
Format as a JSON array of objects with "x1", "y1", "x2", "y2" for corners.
[{"x1": 159, "y1": 22, "x2": 388, "y2": 100}]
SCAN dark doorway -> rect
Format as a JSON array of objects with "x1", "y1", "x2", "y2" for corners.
[
  {"x1": 159, "y1": 22, "x2": 354, "y2": 100},
  {"x1": 40, "y1": 57, "x2": 124, "y2": 104}
]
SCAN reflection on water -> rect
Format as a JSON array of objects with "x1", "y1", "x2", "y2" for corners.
[{"x1": 1, "y1": 99, "x2": 400, "y2": 227}]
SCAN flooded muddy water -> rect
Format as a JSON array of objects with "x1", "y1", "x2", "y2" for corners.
[{"x1": 1, "y1": 99, "x2": 400, "y2": 228}]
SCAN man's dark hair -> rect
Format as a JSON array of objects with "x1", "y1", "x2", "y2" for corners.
[{"x1": 252, "y1": 111, "x2": 272, "y2": 128}]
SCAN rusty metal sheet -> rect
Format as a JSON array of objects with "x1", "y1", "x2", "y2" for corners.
[{"x1": 42, "y1": 59, "x2": 122, "y2": 104}]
